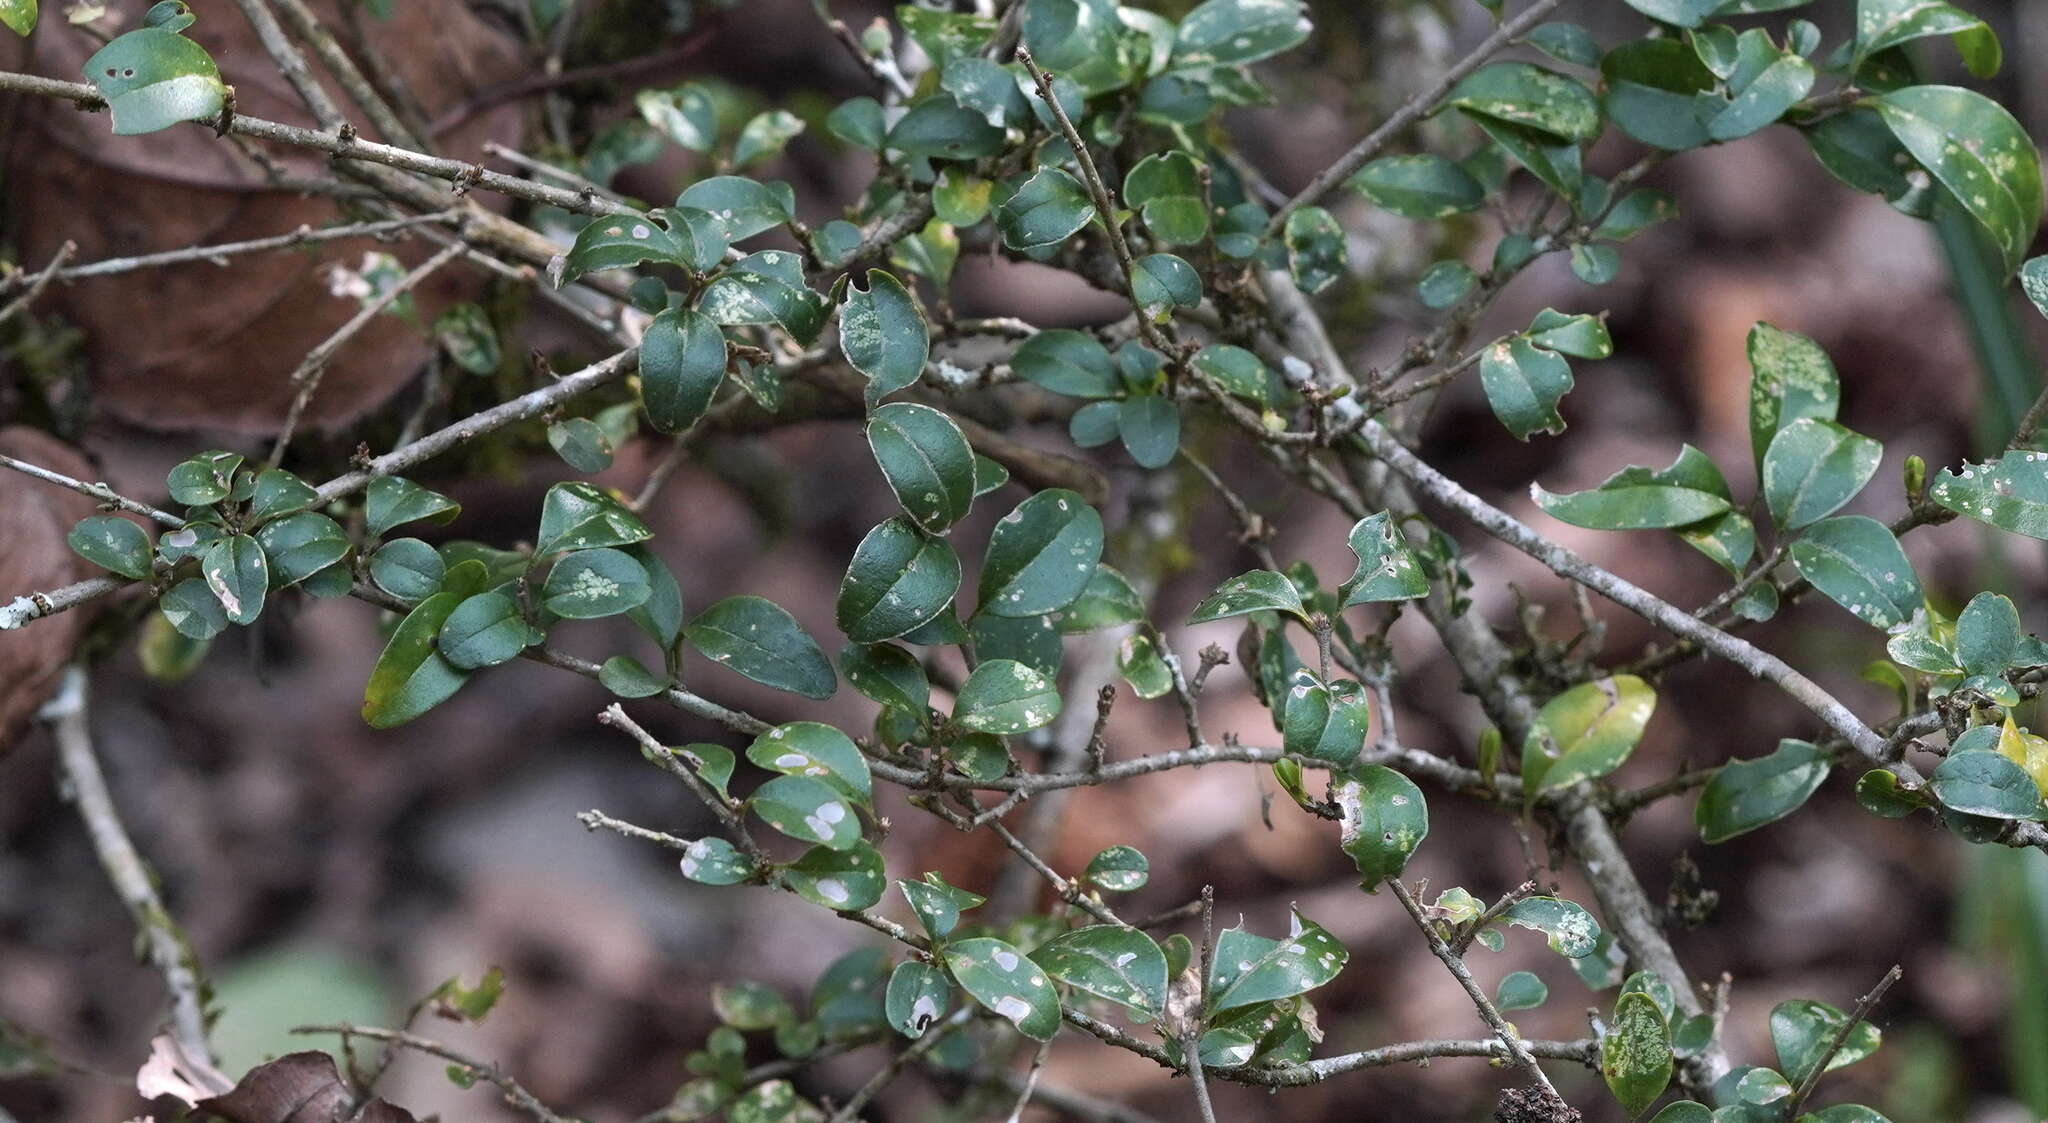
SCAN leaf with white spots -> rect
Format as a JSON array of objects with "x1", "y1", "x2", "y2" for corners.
[
  {"x1": 953, "y1": 658, "x2": 1061, "y2": 734},
  {"x1": 1481, "y1": 336, "x2": 1575, "y2": 440},
  {"x1": 781, "y1": 840, "x2": 885, "y2": 910},
  {"x1": 1033, "y1": 925, "x2": 1167, "y2": 1018},
  {"x1": 696, "y1": 250, "x2": 828, "y2": 346},
  {"x1": 1874, "y1": 85, "x2": 2043, "y2": 272},
  {"x1": 943, "y1": 937, "x2": 1061, "y2": 1041},
  {"x1": 83, "y1": 27, "x2": 226, "y2": 136},
  {"x1": 1340, "y1": 512, "x2": 1429, "y2": 604},
  {"x1": 1929, "y1": 747, "x2": 2043, "y2": 820},
  {"x1": 885, "y1": 961, "x2": 953, "y2": 1038},
  {"x1": 553, "y1": 212, "x2": 687, "y2": 289},
  {"x1": 1115, "y1": 631, "x2": 1174, "y2": 700},
  {"x1": 1603, "y1": 991, "x2": 1673, "y2": 1117},
  {"x1": 867, "y1": 403, "x2": 977, "y2": 535},
  {"x1": 841, "y1": 642, "x2": 931, "y2": 716},
  {"x1": 1771, "y1": 997, "x2": 1884, "y2": 1088},
  {"x1": 255, "y1": 513, "x2": 351, "y2": 588},
  {"x1": 747, "y1": 722, "x2": 872, "y2": 804},
  {"x1": 686, "y1": 595, "x2": 837, "y2": 700},
  {"x1": 750, "y1": 774, "x2": 862, "y2": 850},
  {"x1": 1747, "y1": 323, "x2": 1840, "y2": 473},
  {"x1": 1085, "y1": 845, "x2": 1149, "y2": 892},
  {"x1": 1171, "y1": 0, "x2": 1310, "y2": 67},
  {"x1": 541, "y1": 547, "x2": 651, "y2": 619},
  {"x1": 727, "y1": 1079, "x2": 824, "y2": 1123},
  {"x1": 67, "y1": 515, "x2": 151, "y2": 579},
  {"x1": 837, "y1": 517, "x2": 962, "y2": 644},
  {"x1": 898, "y1": 872, "x2": 985, "y2": 940},
  {"x1": 1761, "y1": 418, "x2": 1882, "y2": 530},
  {"x1": 1334, "y1": 764, "x2": 1428, "y2": 886},
  {"x1": 1503, "y1": 896, "x2": 1603, "y2": 959},
  {"x1": 677, "y1": 836, "x2": 754, "y2": 885},
  {"x1": 366, "y1": 476, "x2": 460, "y2": 541},
  {"x1": 1058, "y1": 565, "x2": 1146, "y2": 633},
  {"x1": 1521, "y1": 675, "x2": 1656, "y2": 807},
  {"x1": 840, "y1": 270, "x2": 930, "y2": 405},
  {"x1": 201, "y1": 534, "x2": 268, "y2": 626},
  {"x1": 674, "y1": 176, "x2": 797, "y2": 243},
  {"x1": 994, "y1": 166, "x2": 1096, "y2": 253},
  {"x1": 1929, "y1": 449, "x2": 2048, "y2": 540},
  {"x1": 165, "y1": 449, "x2": 241, "y2": 506},
  {"x1": 1281, "y1": 670, "x2": 1371, "y2": 765},
  {"x1": 978, "y1": 489, "x2": 1103, "y2": 617},
  {"x1": 1787, "y1": 515, "x2": 1921, "y2": 629},
  {"x1": 1188, "y1": 569, "x2": 1308, "y2": 625},
  {"x1": 1206, "y1": 911, "x2": 1348, "y2": 1013},
  {"x1": 1855, "y1": 0, "x2": 2001, "y2": 79},
  {"x1": 159, "y1": 577, "x2": 227, "y2": 641}
]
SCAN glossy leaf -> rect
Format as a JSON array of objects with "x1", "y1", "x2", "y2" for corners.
[
  {"x1": 1059, "y1": 565, "x2": 1146, "y2": 632},
  {"x1": 687, "y1": 595, "x2": 836, "y2": 700},
  {"x1": 1130, "y1": 254, "x2": 1200, "y2": 322},
  {"x1": 944, "y1": 937, "x2": 1061, "y2": 1040},
  {"x1": 201, "y1": 534, "x2": 267, "y2": 626},
  {"x1": 83, "y1": 27, "x2": 226, "y2": 135},
  {"x1": 782, "y1": 840, "x2": 886, "y2": 910},
  {"x1": 159, "y1": 577, "x2": 227, "y2": 641},
  {"x1": 749, "y1": 722, "x2": 872, "y2": 803},
  {"x1": 1787, "y1": 516, "x2": 1921, "y2": 629},
  {"x1": 995, "y1": 167, "x2": 1095, "y2": 252},
  {"x1": 953, "y1": 659, "x2": 1061, "y2": 734},
  {"x1": 1012, "y1": 330, "x2": 1119, "y2": 399},
  {"x1": 867, "y1": 403, "x2": 976, "y2": 534},
  {"x1": 978, "y1": 489, "x2": 1103, "y2": 617},
  {"x1": 366, "y1": 476, "x2": 460, "y2": 540},
  {"x1": 1085, "y1": 845, "x2": 1149, "y2": 892},
  {"x1": 1874, "y1": 86, "x2": 2043, "y2": 271},
  {"x1": 534, "y1": 481, "x2": 650, "y2": 557},
  {"x1": 1172, "y1": 0, "x2": 1310, "y2": 67},
  {"x1": 697, "y1": 249, "x2": 827, "y2": 346},
  {"x1": 1349, "y1": 154, "x2": 1484, "y2": 219},
  {"x1": 1604, "y1": 991, "x2": 1673, "y2": 1118},
  {"x1": 1761, "y1": 418, "x2": 1881, "y2": 529},
  {"x1": 1335, "y1": 764, "x2": 1428, "y2": 885},
  {"x1": 362, "y1": 592, "x2": 469, "y2": 728},
  {"x1": 1747, "y1": 323, "x2": 1840, "y2": 472},
  {"x1": 841, "y1": 643, "x2": 930, "y2": 716},
  {"x1": 1282, "y1": 206, "x2": 1345, "y2": 295},
  {"x1": 1033, "y1": 925, "x2": 1167, "y2": 1017},
  {"x1": 885, "y1": 961, "x2": 952, "y2": 1038},
  {"x1": 750, "y1": 774, "x2": 861, "y2": 850},
  {"x1": 1855, "y1": 0, "x2": 2000, "y2": 78},
  {"x1": 1207, "y1": 911, "x2": 1348, "y2": 1012},
  {"x1": 1695, "y1": 739, "x2": 1830, "y2": 843},
  {"x1": 1447, "y1": 62, "x2": 1602, "y2": 142},
  {"x1": 898, "y1": 872, "x2": 984, "y2": 940},
  {"x1": 1480, "y1": 336, "x2": 1574, "y2": 440},
  {"x1": 1123, "y1": 152, "x2": 1209, "y2": 245},
  {"x1": 675, "y1": 176, "x2": 796, "y2": 243},
  {"x1": 554, "y1": 213, "x2": 684, "y2": 289},
  {"x1": 836, "y1": 517, "x2": 962, "y2": 643},
  {"x1": 256, "y1": 513, "x2": 350, "y2": 587},
  {"x1": 1929, "y1": 749, "x2": 2043, "y2": 820},
  {"x1": 678, "y1": 836, "x2": 753, "y2": 886},
  {"x1": 640, "y1": 306, "x2": 728, "y2": 434},
  {"x1": 1496, "y1": 971, "x2": 1548, "y2": 1012},
  {"x1": 1283, "y1": 672, "x2": 1371, "y2": 765},
  {"x1": 68, "y1": 516, "x2": 150, "y2": 579},
  {"x1": 1771, "y1": 998, "x2": 1883, "y2": 1087},
  {"x1": 1522, "y1": 676, "x2": 1657, "y2": 804},
  {"x1": 1929, "y1": 450, "x2": 2048, "y2": 539},
  {"x1": 542, "y1": 547, "x2": 651, "y2": 619},
  {"x1": 841, "y1": 270, "x2": 929, "y2": 404},
  {"x1": 437, "y1": 592, "x2": 532, "y2": 670},
  {"x1": 1503, "y1": 896, "x2": 1603, "y2": 958}
]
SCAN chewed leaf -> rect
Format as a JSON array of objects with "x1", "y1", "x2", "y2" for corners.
[
  {"x1": 1206, "y1": 910, "x2": 1347, "y2": 1012},
  {"x1": 1033, "y1": 925, "x2": 1167, "y2": 1017},
  {"x1": 1188, "y1": 569, "x2": 1308, "y2": 624},
  {"x1": 1340, "y1": 512, "x2": 1428, "y2": 605},
  {"x1": 943, "y1": 937, "x2": 1061, "y2": 1040},
  {"x1": 1503, "y1": 896, "x2": 1603, "y2": 958},
  {"x1": 85, "y1": 28, "x2": 225, "y2": 136},
  {"x1": 1930, "y1": 450, "x2": 2048, "y2": 539}
]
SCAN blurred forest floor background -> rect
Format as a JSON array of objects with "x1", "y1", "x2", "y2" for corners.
[{"x1": 5, "y1": 0, "x2": 2048, "y2": 1119}]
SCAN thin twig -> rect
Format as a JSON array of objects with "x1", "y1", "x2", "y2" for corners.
[
  {"x1": 291, "y1": 1025, "x2": 571, "y2": 1123},
  {"x1": 1387, "y1": 877, "x2": 1558, "y2": 1097},
  {"x1": 0, "y1": 241, "x2": 75, "y2": 325},
  {"x1": 1784, "y1": 965, "x2": 1902, "y2": 1113},
  {"x1": 0, "y1": 211, "x2": 461, "y2": 291}
]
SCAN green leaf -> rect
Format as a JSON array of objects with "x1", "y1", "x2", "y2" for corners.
[
  {"x1": 1503, "y1": 896, "x2": 1602, "y2": 958},
  {"x1": 200, "y1": 534, "x2": 268, "y2": 626},
  {"x1": 1496, "y1": 971, "x2": 1548, "y2": 1012},
  {"x1": 1123, "y1": 152, "x2": 1209, "y2": 245},
  {"x1": 1536, "y1": 468, "x2": 1732, "y2": 531},
  {"x1": 1069, "y1": 400, "x2": 1121, "y2": 448},
  {"x1": 1600, "y1": 38, "x2": 1717, "y2": 151},
  {"x1": 1619, "y1": 0, "x2": 1719, "y2": 28},
  {"x1": 623, "y1": 544, "x2": 684, "y2": 650},
  {"x1": 1129, "y1": 254, "x2": 1200, "y2": 323},
  {"x1": 1929, "y1": 449, "x2": 2048, "y2": 539},
  {"x1": 1480, "y1": 336, "x2": 1574, "y2": 440},
  {"x1": 2022, "y1": 256, "x2": 2048, "y2": 321},
  {"x1": 1348, "y1": 154, "x2": 1484, "y2": 219},
  {"x1": 866, "y1": 403, "x2": 977, "y2": 534},
  {"x1": 1695, "y1": 739, "x2": 1830, "y2": 843},
  {"x1": 995, "y1": 167, "x2": 1095, "y2": 253},
  {"x1": 1059, "y1": 564, "x2": 1146, "y2": 633},
  {"x1": 1085, "y1": 845, "x2": 1149, "y2": 891},
  {"x1": 0, "y1": 0, "x2": 34, "y2": 36},
  {"x1": 733, "y1": 108, "x2": 804, "y2": 167},
  {"x1": 68, "y1": 516, "x2": 150, "y2": 579},
  {"x1": 546, "y1": 418, "x2": 613, "y2": 474},
  {"x1": 885, "y1": 961, "x2": 952, "y2": 1037},
  {"x1": 933, "y1": 168, "x2": 993, "y2": 226},
  {"x1": 751, "y1": 774, "x2": 862, "y2": 850},
  {"x1": 1747, "y1": 323, "x2": 1840, "y2": 473},
  {"x1": 1522, "y1": 676, "x2": 1657, "y2": 805},
  {"x1": 1418, "y1": 260, "x2": 1478, "y2": 309},
  {"x1": 369, "y1": 538, "x2": 447, "y2": 602},
  {"x1": 1116, "y1": 395, "x2": 1181, "y2": 469},
  {"x1": 1761, "y1": 418, "x2": 1881, "y2": 529},
  {"x1": 953, "y1": 658, "x2": 1061, "y2": 734},
  {"x1": 1283, "y1": 672, "x2": 1371, "y2": 765},
  {"x1": 841, "y1": 643, "x2": 931, "y2": 716},
  {"x1": 165, "y1": 450, "x2": 241, "y2": 506},
  {"x1": 158, "y1": 577, "x2": 227, "y2": 640},
  {"x1": 247, "y1": 469, "x2": 319, "y2": 524},
  {"x1": 1708, "y1": 47, "x2": 1814, "y2": 142},
  {"x1": 1335, "y1": 764, "x2": 1428, "y2": 884},
  {"x1": 653, "y1": 205, "x2": 733, "y2": 273},
  {"x1": 1787, "y1": 515, "x2": 1920, "y2": 629},
  {"x1": 542, "y1": 547, "x2": 651, "y2": 619},
  {"x1": 1207, "y1": 911, "x2": 1347, "y2": 1012},
  {"x1": 687, "y1": 595, "x2": 837, "y2": 699},
  {"x1": 940, "y1": 57, "x2": 1027, "y2": 129},
  {"x1": 1929, "y1": 748, "x2": 2043, "y2": 820},
  {"x1": 979, "y1": 489, "x2": 1103, "y2": 617},
  {"x1": 1874, "y1": 86, "x2": 2043, "y2": 272},
  {"x1": 1447, "y1": 61, "x2": 1602, "y2": 142},
  {"x1": 1528, "y1": 21, "x2": 1599, "y2": 66},
  {"x1": 1115, "y1": 631, "x2": 1173, "y2": 699},
  {"x1": 553, "y1": 213, "x2": 684, "y2": 289},
  {"x1": 749, "y1": 722, "x2": 873, "y2": 804},
  {"x1": 1033, "y1": 925, "x2": 1167, "y2": 1017},
  {"x1": 637, "y1": 84, "x2": 718, "y2": 150},
  {"x1": 438, "y1": 592, "x2": 533, "y2": 670},
  {"x1": 1190, "y1": 344, "x2": 1277, "y2": 405},
  {"x1": 783, "y1": 840, "x2": 886, "y2": 910},
  {"x1": 1771, "y1": 998, "x2": 1883, "y2": 1087},
  {"x1": 888, "y1": 94, "x2": 1005, "y2": 160},
  {"x1": 1802, "y1": 1106, "x2": 1892, "y2": 1122},
  {"x1": 362, "y1": 592, "x2": 469, "y2": 728},
  {"x1": 255, "y1": 512, "x2": 350, "y2": 587},
  {"x1": 1188, "y1": 569, "x2": 1307, "y2": 624},
  {"x1": 599, "y1": 654, "x2": 668, "y2": 698},
  {"x1": 697, "y1": 249, "x2": 827, "y2": 346},
  {"x1": 1012, "y1": 330, "x2": 1118, "y2": 398},
  {"x1": 1805, "y1": 108, "x2": 1933, "y2": 216},
  {"x1": 534, "y1": 481, "x2": 650, "y2": 557},
  {"x1": 1854, "y1": 768, "x2": 1926, "y2": 818},
  {"x1": 898, "y1": 872, "x2": 985, "y2": 939},
  {"x1": 83, "y1": 27, "x2": 226, "y2": 135},
  {"x1": 1604, "y1": 991, "x2": 1674, "y2": 1117},
  {"x1": 944, "y1": 937, "x2": 1061, "y2": 1040},
  {"x1": 1526, "y1": 308, "x2": 1613, "y2": 359},
  {"x1": 1339, "y1": 513, "x2": 1428, "y2": 605},
  {"x1": 727, "y1": 1081, "x2": 822, "y2": 1123},
  {"x1": 1955, "y1": 591, "x2": 2021, "y2": 676},
  {"x1": 826, "y1": 96, "x2": 885, "y2": 150},
  {"x1": 1282, "y1": 206, "x2": 1346, "y2": 295},
  {"x1": 1136, "y1": 73, "x2": 1213, "y2": 126},
  {"x1": 1172, "y1": 0, "x2": 1310, "y2": 67},
  {"x1": 836, "y1": 517, "x2": 962, "y2": 644},
  {"x1": 366, "y1": 476, "x2": 460, "y2": 540},
  {"x1": 840, "y1": 270, "x2": 930, "y2": 404},
  {"x1": 1855, "y1": 0, "x2": 2000, "y2": 78},
  {"x1": 675, "y1": 176, "x2": 796, "y2": 243},
  {"x1": 640, "y1": 306, "x2": 729, "y2": 434},
  {"x1": 678, "y1": 836, "x2": 753, "y2": 885}
]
